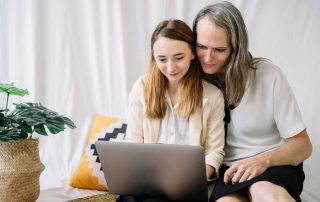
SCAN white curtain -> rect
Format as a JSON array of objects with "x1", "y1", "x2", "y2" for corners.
[{"x1": 1, "y1": 0, "x2": 319, "y2": 201}]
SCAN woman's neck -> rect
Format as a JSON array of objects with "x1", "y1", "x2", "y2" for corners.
[{"x1": 168, "y1": 82, "x2": 180, "y2": 106}]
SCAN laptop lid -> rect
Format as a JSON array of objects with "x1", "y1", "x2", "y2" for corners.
[{"x1": 95, "y1": 141, "x2": 208, "y2": 202}]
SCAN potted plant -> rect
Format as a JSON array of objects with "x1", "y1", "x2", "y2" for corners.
[{"x1": 0, "y1": 83, "x2": 76, "y2": 202}]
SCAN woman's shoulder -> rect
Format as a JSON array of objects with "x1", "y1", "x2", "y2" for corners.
[
  {"x1": 132, "y1": 75, "x2": 147, "y2": 88},
  {"x1": 134, "y1": 75, "x2": 146, "y2": 84},
  {"x1": 202, "y1": 79, "x2": 224, "y2": 99},
  {"x1": 202, "y1": 79, "x2": 220, "y2": 91},
  {"x1": 129, "y1": 75, "x2": 146, "y2": 96}
]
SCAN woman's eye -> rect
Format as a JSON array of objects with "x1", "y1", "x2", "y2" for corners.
[
  {"x1": 176, "y1": 57, "x2": 184, "y2": 61},
  {"x1": 158, "y1": 58, "x2": 166, "y2": 62}
]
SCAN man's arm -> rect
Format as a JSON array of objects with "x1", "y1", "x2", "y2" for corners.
[{"x1": 224, "y1": 129, "x2": 312, "y2": 184}]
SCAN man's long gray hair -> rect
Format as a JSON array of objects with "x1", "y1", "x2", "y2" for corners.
[{"x1": 193, "y1": 1, "x2": 261, "y2": 106}]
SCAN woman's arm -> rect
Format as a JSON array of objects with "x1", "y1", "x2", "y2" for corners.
[
  {"x1": 125, "y1": 78, "x2": 145, "y2": 143},
  {"x1": 206, "y1": 165, "x2": 215, "y2": 180},
  {"x1": 224, "y1": 129, "x2": 312, "y2": 184},
  {"x1": 204, "y1": 86, "x2": 226, "y2": 180}
]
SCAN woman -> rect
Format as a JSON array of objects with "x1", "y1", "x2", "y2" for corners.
[
  {"x1": 121, "y1": 19, "x2": 225, "y2": 201},
  {"x1": 193, "y1": 1, "x2": 312, "y2": 202}
]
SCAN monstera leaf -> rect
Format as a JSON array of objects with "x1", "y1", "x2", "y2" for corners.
[
  {"x1": 0, "y1": 83, "x2": 29, "y2": 96},
  {"x1": 0, "y1": 83, "x2": 76, "y2": 142}
]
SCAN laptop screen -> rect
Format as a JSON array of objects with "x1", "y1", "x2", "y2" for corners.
[{"x1": 95, "y1": 141, "x2": 208, "y2": 202}]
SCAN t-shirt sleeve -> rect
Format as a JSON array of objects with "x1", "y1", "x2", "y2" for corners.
[{"x1": 273, "y1": 68, "x2": 306, "y2": 138}]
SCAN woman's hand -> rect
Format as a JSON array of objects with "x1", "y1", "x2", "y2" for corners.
[{"x1": 206, "y1": 165, "x2": 215, "y2": 180}]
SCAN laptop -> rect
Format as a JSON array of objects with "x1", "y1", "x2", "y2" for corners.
[{"x1": 95, "y1": 141, "x2": 213, "y2": 202}]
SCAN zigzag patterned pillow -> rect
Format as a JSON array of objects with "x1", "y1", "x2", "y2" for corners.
[{"x1": 70, "y1": 114, "x2": 127, "y2": 190}]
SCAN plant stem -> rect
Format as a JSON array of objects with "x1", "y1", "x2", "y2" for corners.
[{"x1": 5, "y1": 92, "x2": 9, "y2": 116}]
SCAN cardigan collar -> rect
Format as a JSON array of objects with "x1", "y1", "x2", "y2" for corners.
[{"x1": 149, "y1": 98, "x2": 209, "y2": 144}]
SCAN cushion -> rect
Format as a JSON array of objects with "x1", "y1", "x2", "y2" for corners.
[{"x1": 70, "y1": 114, "x2": 127, "y2": 190}]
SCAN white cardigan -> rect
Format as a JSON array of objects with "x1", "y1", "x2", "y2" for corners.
[{"x1": 125, "y1": 76, "x2": 225, "y2": 171}]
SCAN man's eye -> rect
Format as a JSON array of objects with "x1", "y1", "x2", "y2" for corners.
[
  {"x1": 197, "y1": 44, "x2": 207, "y2": 50},
  {"x1": 214, "y1": 48, "x2": 226, "y2": 53}
]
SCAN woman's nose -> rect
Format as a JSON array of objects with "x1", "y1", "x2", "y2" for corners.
[{"x1": 167, "y1": 60, "x2": 176, "y2": 72}]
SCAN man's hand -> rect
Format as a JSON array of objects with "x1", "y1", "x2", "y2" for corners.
[
  {"x1": 224, "y1": 130, "x2": 312, "y2": 185},
  {"x1": 224, "y1": 156, "x2": 270, "y2": 184}
]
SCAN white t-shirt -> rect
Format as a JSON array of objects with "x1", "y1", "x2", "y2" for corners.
[{"x1": 224, "y1": 61, "x2": 306, "y2": 166}]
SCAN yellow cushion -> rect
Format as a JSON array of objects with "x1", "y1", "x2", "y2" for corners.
[{"x1": 70, "y1": 114, "x2": 126, "y2": 190}]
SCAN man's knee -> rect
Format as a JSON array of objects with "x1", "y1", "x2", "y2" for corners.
[
  {"x1": 248, "y1": 181, "x2": 294, "y2": 202},
  {"x1": 215, "y1": 192, "x2": 248, "y2": 202}
]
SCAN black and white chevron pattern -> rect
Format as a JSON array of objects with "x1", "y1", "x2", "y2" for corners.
[{"x1": 87, "y1": 121, "x2": 127, "y2": 186}]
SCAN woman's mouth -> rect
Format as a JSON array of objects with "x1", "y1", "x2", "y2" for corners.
[{"x1": 168, "y1": 72, "x2": 179, "y2": 76}]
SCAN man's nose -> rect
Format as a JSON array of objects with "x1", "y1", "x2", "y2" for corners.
[{"x1": 204, "y1": 49, "x2": 213, "y2": 63}]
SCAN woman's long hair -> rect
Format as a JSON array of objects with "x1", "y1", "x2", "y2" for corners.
[
  {"x1": 144, "y1": 19, "x2": 203, "y2": 119},
  {"x1": 193, "y1": 1, "x2": 263, "y2": 107}
]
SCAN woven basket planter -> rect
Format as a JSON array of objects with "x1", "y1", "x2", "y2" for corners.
[{"x1": 0, "y1": 139, "x2": 45, "y2": 202}]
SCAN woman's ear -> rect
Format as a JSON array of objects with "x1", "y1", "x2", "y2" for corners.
[{"x1": 191, "y1": 52, "x2": 195, "y2": 60}]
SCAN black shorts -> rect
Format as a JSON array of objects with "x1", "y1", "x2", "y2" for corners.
[{"x1": 210, "y1": 163, "x2": 305, "y2": 202}]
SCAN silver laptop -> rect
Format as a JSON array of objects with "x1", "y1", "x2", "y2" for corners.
[{"x1": 95, "y1": 141, "x2": 213, "y2": 202}]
